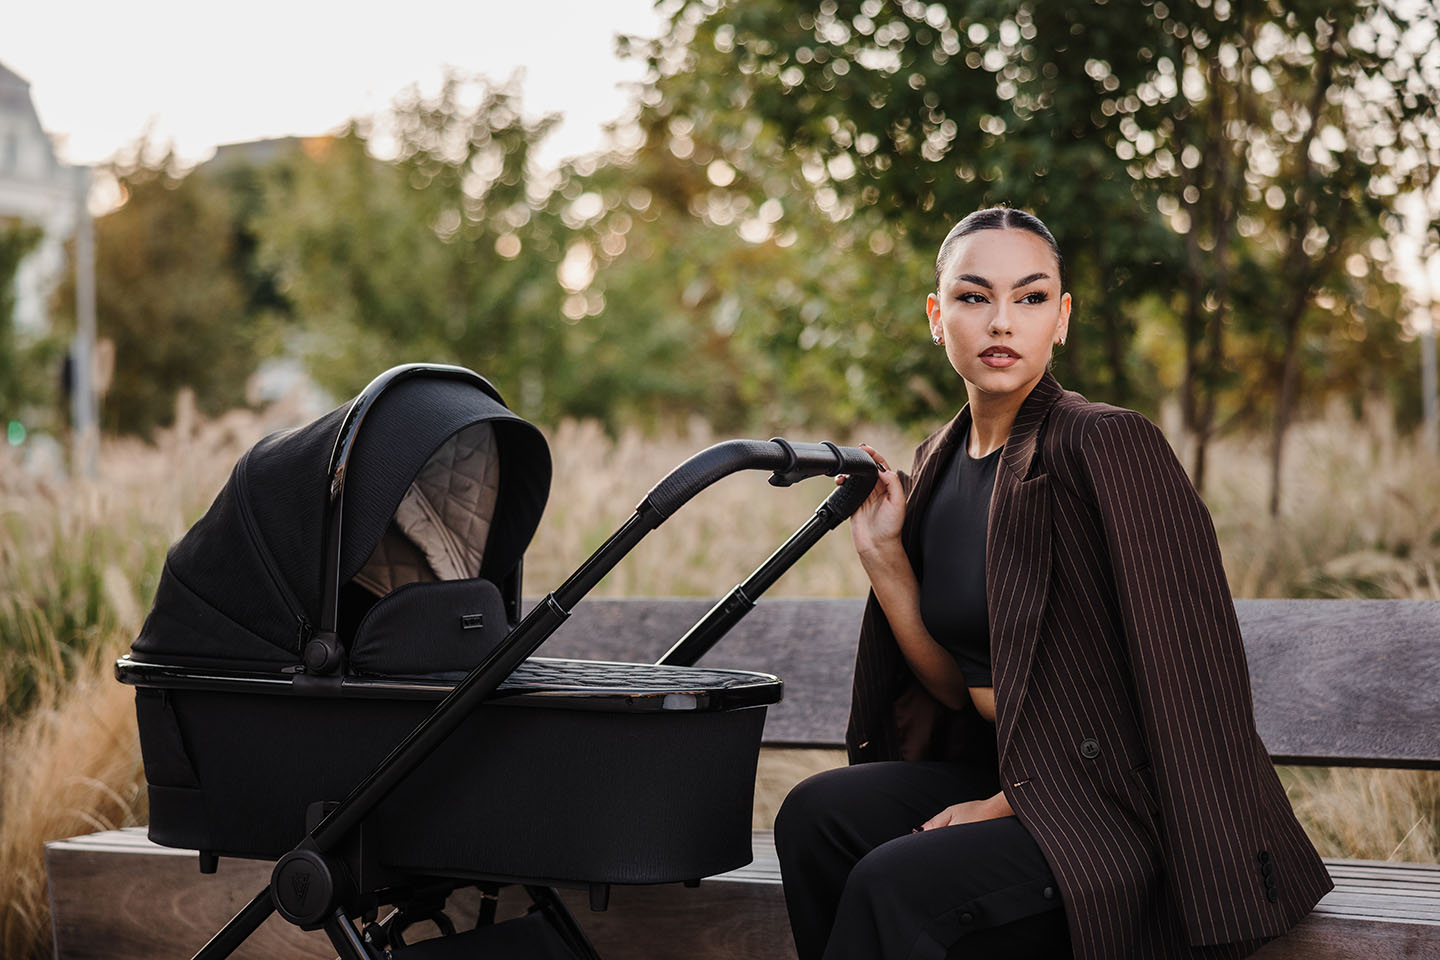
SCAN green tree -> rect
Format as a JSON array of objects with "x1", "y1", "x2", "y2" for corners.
[
  {"x1": 253, "y1": 76, "x2": 595, "y2": 420},
  {"x1": 625, "y1": 0, "x2": 1184, "y2": 423},
  {"x1": 624, "y1": 0, "x2": 1434, "y2": 506},
  {"x1": 53, "y1": 148, "x2": 269, "y2": 436}
]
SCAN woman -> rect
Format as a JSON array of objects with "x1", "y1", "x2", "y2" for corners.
[{"x1": 774, "y1": 207, "x2": 1333, "y2": 960}]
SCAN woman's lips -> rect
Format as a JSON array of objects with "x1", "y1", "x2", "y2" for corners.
[{"x1": 980, "y1": 349, "x2": 1020, "y2": 368}]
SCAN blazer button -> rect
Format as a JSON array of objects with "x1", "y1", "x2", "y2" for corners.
[
  {"x1": 1079, "y1": 738, "x2": 1100, "y2": 759},
  {"x1": 1261, "y1": 861, "x2": 1273, "y2": 877},
  {"x1": 1043, "y1": 885, "x2": 1055, "y2": 900},
  {"x1": 1257, "y1": 849, "x2": 1271, "y2": 864},
  {"x1": 960, "y1": 912, "x2": 974, "y2": 923}
]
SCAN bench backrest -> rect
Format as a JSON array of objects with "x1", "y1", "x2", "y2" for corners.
[{"x1": 533, "y1": 598, "x2": 1440, "y2": 770}]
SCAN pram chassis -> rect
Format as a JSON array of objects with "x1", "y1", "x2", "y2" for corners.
[{"x1": 120, "y1": 364, "x2": 878, "y2": 960}]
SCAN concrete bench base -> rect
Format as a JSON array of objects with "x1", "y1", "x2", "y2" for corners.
[{"x1": 46, "y1": 828, "x2": 1438, "y2": 959}]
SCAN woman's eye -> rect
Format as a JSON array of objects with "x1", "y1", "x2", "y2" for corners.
[
  {"x1": 1019, "y1": 292, "x2": 1049, "y2": 304},
  {"x1": 957, "y1": 292, "x2": 988, "y2": 304}
]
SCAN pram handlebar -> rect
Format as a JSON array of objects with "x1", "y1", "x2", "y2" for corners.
[
  {"x1": 641, "y1": 438, "x2": 878, "y2": 519},
  {"x1": 656, "y1": 470, "x2": 877, "y2": 667}
]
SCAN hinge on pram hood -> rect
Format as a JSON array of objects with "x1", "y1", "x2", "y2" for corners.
[
  {"x1": 304, "y1": 629, "x2": 344, "y2": 676},
  {"x1": 296, "y1": 617, "x2": 314, "y2": 654}
]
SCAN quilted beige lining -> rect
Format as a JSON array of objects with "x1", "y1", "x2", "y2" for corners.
[{"x1": 352, "y1": 422, "x2": 501, "y2": 596}]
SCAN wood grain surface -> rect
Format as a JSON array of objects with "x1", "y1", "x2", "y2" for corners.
[{"x1": 48, "y1": 829, "x2": 1440, "y2": 959}]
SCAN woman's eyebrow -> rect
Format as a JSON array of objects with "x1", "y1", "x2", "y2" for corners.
[{"x1": 953, "y1": 271, "x2": 1051, "y2": 289}]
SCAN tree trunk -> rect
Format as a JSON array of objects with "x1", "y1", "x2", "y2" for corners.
[{"x1": 1266, "y1": 31, "x2": 1337, "y2": 516}]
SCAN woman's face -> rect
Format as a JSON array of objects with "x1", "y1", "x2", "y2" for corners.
[{"x1": 926, "y1": 228, "x2": 1071, "y2": 400}]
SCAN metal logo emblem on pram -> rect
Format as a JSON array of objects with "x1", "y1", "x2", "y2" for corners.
[{"x1": 118, "y1": 362, "x2": 878, "y2": 958}]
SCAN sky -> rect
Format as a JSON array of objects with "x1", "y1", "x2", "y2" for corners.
[
  {"x1": 4, "y1": 0, "x2": 1437, "y2": 312},
  {"x1": 4, "y1": 0, "x2": 668, "y2": 170}
]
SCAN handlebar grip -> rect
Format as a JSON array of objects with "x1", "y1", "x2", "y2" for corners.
[
  {"x1": 640, "y1": 437, "x2": 882, "y2": 519},
  {"x1": 768, "y1": 440, "x2": 878, "y2": 487},
  {"x1": 820, "y1": 472, "x2": 878, "y2": 529},
  {"x1": 833, "y1": 444, "x2": 880, "y2": 477},
  {"x1": 642, "y1": 439, "x2": 785, "y2": 519}
]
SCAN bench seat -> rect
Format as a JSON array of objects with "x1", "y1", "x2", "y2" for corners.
[{"x1": 46, "y1": 828, "x2": 1440, "y2": 959}]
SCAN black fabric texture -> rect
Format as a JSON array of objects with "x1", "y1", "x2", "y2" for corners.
[
  {"x1": 134, "y1": 689, "x2": 200, "y2": 788},
  {"x1": 774, "y1": 755, "x2": 1070, "y2": 960},
  {"x1": 917, "y1": 423, "x2": 1000, "y2": 686},
  {"x1": 145, "y1": 686, "x2": 768, "y2": 883},
  {"x1": 348, "y1": 578, "x2": 509, "y2": 678},
  {"x1": 132, "y1": 370, "x2": 550, "y2": 670}
]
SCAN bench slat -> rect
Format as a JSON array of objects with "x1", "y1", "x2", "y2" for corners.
[{"x1": 534, "y1": 598, "x2": 1440, "y2": 768}]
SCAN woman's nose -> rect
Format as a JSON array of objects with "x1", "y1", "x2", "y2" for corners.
[{"x1": 990, "y1": 303, "x2": 1013, "y2": 335}]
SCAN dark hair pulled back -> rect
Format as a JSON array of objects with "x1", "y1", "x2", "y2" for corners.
[{"x1": 934, "y1": 206, "x2": 1065, "y2": 292}]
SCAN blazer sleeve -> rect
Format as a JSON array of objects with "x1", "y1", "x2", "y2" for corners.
[{"x1": 1080, "y1": 410, "x2": 1271, "y2": 947}]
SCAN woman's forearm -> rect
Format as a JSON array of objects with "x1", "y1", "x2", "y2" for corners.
[{"x1": 859, "y1": 540, "x2": 972, "y2": 711}]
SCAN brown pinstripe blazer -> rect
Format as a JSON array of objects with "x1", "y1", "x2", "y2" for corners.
[{"x1": 845, "y1": 370, "x2": 1334, "y2": 960}]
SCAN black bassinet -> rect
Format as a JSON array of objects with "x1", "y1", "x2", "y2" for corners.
[{"x1": 118, "y1": 363, "x2": 876, "y2": 960}]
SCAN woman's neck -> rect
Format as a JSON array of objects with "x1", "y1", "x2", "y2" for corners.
[{"x1": 963, "y1": 372, "x2": 1043, "y2": 458}]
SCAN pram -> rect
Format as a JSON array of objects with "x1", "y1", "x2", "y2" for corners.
[{"x1": 117, "y1": 363, "x2": 877, "y2": 959}]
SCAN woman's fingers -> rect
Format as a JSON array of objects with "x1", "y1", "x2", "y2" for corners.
[{"x1": 857, "y1": 443, "x2": 890, "y2": 473}]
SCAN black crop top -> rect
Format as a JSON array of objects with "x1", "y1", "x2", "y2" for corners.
[{"x1": 917, "y1": 424, "x2": 1001, "y2": 687}]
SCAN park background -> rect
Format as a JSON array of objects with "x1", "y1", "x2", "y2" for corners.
[{"x1": 2, "y1": 1, "x2": 1439, "y2": 956}]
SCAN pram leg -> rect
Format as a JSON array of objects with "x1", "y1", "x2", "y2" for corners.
[
  {"x1": 192, "y1": 885, "x2": 275, "y2": 960},
  {"x1": 524, "y1": 885, "x2": 603, "y2": 960},
  {"x1": 323, "y1": 907, "x2": 383, "y2": 960}
]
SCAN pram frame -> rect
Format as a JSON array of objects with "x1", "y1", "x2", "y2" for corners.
[{"x1": 166, "y1": 364, "x2": 878, "y2": 960}]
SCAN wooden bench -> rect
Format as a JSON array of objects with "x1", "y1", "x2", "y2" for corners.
[{"x1": 47, "y1": 598, "x2": 1440, "y2": 958}]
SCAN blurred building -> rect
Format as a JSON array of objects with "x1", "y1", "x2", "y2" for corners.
[
  {"x1": 0, "y1": 59, "x2": 78, "y2": 332},
  {"x1": 208, "y1": 134, "x2": 335, "y2": 171}
]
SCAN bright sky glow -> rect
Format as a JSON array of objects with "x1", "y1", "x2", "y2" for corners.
[{"x1": 4, "y1": 0, "x2": 666, "y2": 170}]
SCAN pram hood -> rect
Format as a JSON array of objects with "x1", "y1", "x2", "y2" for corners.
[{"x1": 133, "y1": 367, "x2": 551, "y2": 674}]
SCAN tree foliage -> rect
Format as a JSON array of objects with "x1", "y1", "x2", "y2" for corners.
[
  {"x1": 20, "y1": 3, "x2": 1437, "y2": 484},
  {"x1": 52, "y1": 150, "x2": 272, "y2": 436},
  {"x1": 621, "y1": 0, "x2": 1438, "y2": 494}
]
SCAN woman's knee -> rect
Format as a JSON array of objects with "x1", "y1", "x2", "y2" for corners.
[{"x1": 776, "y1": 766, "x2": 850, "y2": 847}]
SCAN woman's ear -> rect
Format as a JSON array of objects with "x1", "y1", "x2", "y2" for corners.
[
  {"x1": 1056, "y1": 291, "x2": 1072, "y2": 343},
  {"x1": 926, "y1": 292, "x2": 941, "y2": 340}
]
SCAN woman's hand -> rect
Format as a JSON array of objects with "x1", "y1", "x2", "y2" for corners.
[
  {"x1": 845, "y1": 443, "x2": 906, "y2": 560},
  {"x1": 919, "y1": 791, "x2": 1013, "y2": 831}
]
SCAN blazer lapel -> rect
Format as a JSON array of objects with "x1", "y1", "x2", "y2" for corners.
[{"x1": 987, "y1": 371, "x2": 1064, "y2": 762}]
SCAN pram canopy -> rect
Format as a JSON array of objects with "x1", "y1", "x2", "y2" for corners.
[{"x1": 132, "y1": 367, "x2": 551, "y2": 675}]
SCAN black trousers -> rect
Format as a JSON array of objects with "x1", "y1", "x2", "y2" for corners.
[{"x1": 774, "y1": 750, "x2": 1072, "y2": 960}]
